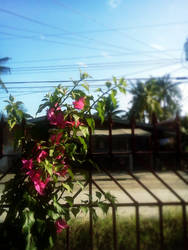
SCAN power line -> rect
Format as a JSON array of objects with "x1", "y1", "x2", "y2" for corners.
[
  {"x1": 0, "y1": 31, "x2": 127, "y2": 54},
  {"x1": 4, "y1": 76, "x2": 188, "y2": 85},
  {"x1": 52, "y1": 0, "x2": 177, "y2": 60},
  {"x1": 9, "y1": 49, "x2": 181, "y2": 64},
  {"x1": 11, "y1": 58, "x2": 179, "y2": 71},
  {"x1": 0, "y1": 7, "x2": 139, "y2": 54}
]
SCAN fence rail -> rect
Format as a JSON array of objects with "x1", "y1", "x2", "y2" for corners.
[{"x1": 0, "y1": 114, "x2": 188, "y2": 249}]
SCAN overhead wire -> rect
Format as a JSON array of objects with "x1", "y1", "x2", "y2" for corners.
[
  {"x1": 0, "y1": 7, "x2": 141, "y2": 54},
  {"x1": 52, "y1": 0, "x2": 178, "y2": 60}
]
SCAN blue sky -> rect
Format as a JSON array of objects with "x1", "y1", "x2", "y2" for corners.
[{"x1": 0, "y1": 0, "x2": 188, "y2": 117}]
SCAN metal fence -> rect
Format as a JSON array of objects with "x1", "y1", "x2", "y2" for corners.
[
  {"x1": 62, "y1": 115, "x2": 188, "y2": 250},
  {"x1": 0, "y1": 115, "x2": 188, "y2": 250}
]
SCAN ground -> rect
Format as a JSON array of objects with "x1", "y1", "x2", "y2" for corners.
[{"x1": 0, "y1": 171, "x2": 188, "y2": 221}]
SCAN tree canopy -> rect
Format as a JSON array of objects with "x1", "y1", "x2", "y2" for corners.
[
  {"x1": 0, "y1": 57, "x2": 10, "y2": 93},
  {"x1": 127, "y1": 75, "x2": 181, "y2": 123}
]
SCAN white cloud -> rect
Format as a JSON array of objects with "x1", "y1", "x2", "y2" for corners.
[
  {"x1": 108, "y1": 0, "x2": 121, "y2": 8},
  {"x1": 150, "y1": 43, "x2": 165, "y2": 51}
]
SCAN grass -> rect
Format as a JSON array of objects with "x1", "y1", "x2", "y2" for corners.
[{"x1": 54, "y1": 210, "x2": 187, "y2": 250}]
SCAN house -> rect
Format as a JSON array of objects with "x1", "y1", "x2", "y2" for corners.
[{"x1": 0, "y1": 115, "x2": 184, "y2": 173}]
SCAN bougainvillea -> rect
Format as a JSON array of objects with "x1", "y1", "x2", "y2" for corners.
[{"x1": 0, "y1": 73, "x2": 127, "y2": 250}]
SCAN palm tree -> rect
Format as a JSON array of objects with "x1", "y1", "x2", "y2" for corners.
[
  {"x1": 127, "y1": 79, "x2": 162, "y2": 123},
  {"x1": 0, "y1": 57, "x2": 10, "y2": 93},
  {"x1": 127, "y1": 76, "x2": 181, "y2": 123},
  {"x1": 103, "y1": 95, "x2": 124, "y2": 119},
  {"x1": 156, "y1": 75, "x2": 181, "y2": 120}
]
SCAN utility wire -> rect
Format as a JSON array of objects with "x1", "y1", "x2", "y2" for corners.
[
  {"x1": 52, "y1": 0, "x2": 177, "y2": 60},
  {"x1": 4, "y1": 76, "x2": 188, "y2": 85},
  {"x1": 0, "y1": 31, "x2": 128, "y2": 54},
  {"x1": 0, "y1": 7, "x2": 140, "y2": 54},
  {"x1": 10, "y1": 49, "x2": 181, "y2": 64}
]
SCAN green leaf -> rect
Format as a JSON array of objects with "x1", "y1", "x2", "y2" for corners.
[
  {"x1": 76, "y1": 180, "x2": 84, "y2": 190},
  {"x1": 104, "y1": 192, "x2": 116, "y2": 204},
  {"x1": 36, "y1": 102, "x2": 50, "y2": 115},
  {"x1": 95, "y1": 88, "x2": 102, "y2": 92},
  {"x1": 64, "y1": 196, "x2": 74, "y2": 206},
  {"x1": 48, "y1": 210, "x2": 59, "y2": 220},
  {"x1": 96, "y1": 191, "x2": 102, "y2": 200},
  {"x1": 71, "y1": 207, "x2": 80, "y2": 217},
  {"x1": 112, "y1": 76, "x2": 117, "y2": 85},
  {"x1": 62, "y1": 183, "x2": 73, "y2": 193},
  {"x1": 119, "y1": 77, "x2": 127, "y2": 87},
  {"x1": 44, "y1": 159, "x2": 53, "y2": 176},
  {"x1": 80, "y1": 206, "x2": 89, "y2": 214},
  {"x1": 73, "y1": 113, "x2": 80, "y2": 123},
  {"x1": 22, "y1": 209, "x2": 35, "y2": 233},
  {"x1": 105, "y1": 81, "x2": 112, "y2": 88},
  {"x1": 119, "y1": 86, "x2": 126, "y2": 94},
  {"x1": 110, "y1": 90, "x2": 117, "y2": 107},
  {"x1": 53, "y1": 198, "x2": 64, "y2": 213},
  {"x1": 81, "y1": 82, "x2": 89, "y2": 92},
  {"x1": 80, "y1": 72, "x2": 90, "y2": 80},
  {"x1": 79, "y1": 126, "x2": 89, "y2": 137},
  {"x1": 96, "y1": 101, "x2": 105, "y2": 123},
  {"x1": 86, "y1": 117, "x2": 95, "y2": 132},
  {"x1": 67, "y1": 168, "x2": 75, "y2": 180},
  {"x1": 78, "y1": 136, "x2": 87, "y2": 151},
  {"x1": 98, "y1": 202, "x2": 110, "y2": 214},
  {"x1": 49, "y1": 149, "x2": 54, "y2": 157}
]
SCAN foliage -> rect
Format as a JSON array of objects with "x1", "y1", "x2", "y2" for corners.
[
  {"x1": 181, "y1": 115, "x2": 188, "y2": 152},
  {"x1": 0, "y1": 73, "x2": 126, "y2": 250},
  {"x1": 127, "y1": 75, "x2": 181, "y2": 123},
  {"x1": 4, "y1": 95, "x2": 32, "y2": 130},
  {"x1": 0, "y1": 57, "x2": 10, "y2": 93},
  {"x1": 53, "y1": 211, "x2": 186, "y2": 250}
]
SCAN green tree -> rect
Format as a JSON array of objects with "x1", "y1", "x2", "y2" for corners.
[
  {"x1": 127, "y1": 76, "x2": 181, "y2": 123},
  {"x1": 156, "y1": 75, "x2": 181, "y2": 120},
  {"x1": 0, "y1": 57, "x2": 10, "y2": 93}
]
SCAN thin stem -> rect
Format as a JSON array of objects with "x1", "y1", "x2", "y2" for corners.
[
  {"x1": 86, "y1": 85, "x2": 117, "y2": 115},
  {"x1": 61, "y1": 79, "x2": 82, "y2": 104}
]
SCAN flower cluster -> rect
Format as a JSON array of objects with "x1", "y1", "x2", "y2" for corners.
[
  {"x1": 21, "y1": 97, "x2": 85, "y2": 234},
  {"x1": 47, "y1": 98, "x2": 85, "y2": 128},
  {"x1": 22, "y1": 158, "x2": 50, "y2": 195}
]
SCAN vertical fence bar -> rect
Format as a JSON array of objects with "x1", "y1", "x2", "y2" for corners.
[
  {"x1": 112, "y1": 206, "x2": 117, "y2": 250},
  {"x1": 108, "y1": 113, "x2": 112, "y2": 155},
  {"x1": 0, "y1": 116, "x2": 4, "y2": 159},
  {"x1": 130, "y1": 115, "x2": 136, "y2": 171},
  {"x1": 159, "y1": 205, "x2": 164, "y2": 250},
  {"x1": 135, "y1": 205, "x2": 140, "y2": 250},
  {"x1": 182, "y1": 204, "x2": 188, "y2": 250},
  {"x1": 66, "y1": 227, "x2": 70, "y2": 250},
  {"x1": 88, "y1": 120, "x2": 93, "y2": 250},
  {"x1": 89, "y1": 169, "x2": 93, "y2": 250},
  {"x1": 152, "y1": 113, "x2": 158, "y2": 170},
  {"x1": 175, "y1": 113, "x2": 181, "y2": 169}
]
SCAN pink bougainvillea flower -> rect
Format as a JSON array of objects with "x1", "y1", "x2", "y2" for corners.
[
  {"x1": 56, "y1": 164, "x2": 69, "y2": 177},
  {"x1": 33, "y1": 175, "x2": 50, "y2": 195},
  {"x1": 66, "y1": 119, "x2": 81, "y2": 128},
  {"x1": 37, "y1": 150, "x2": 48, "y2": 163},
  {"x1": 47, "y1": 108, "x2": 57, "y2": 125},
  {"x1": 55, "y1": 219, "x2": 69, "y2": 233},
  {"x1": 73, "y1": 97, "x2": 85, "y2": 110},
  {"x1": 27, "y1": 169, "x2": 50, "y2": 195},
  {"x1": 22, "y1": 159, "x2": 33, "y2": 170},
  {"x1": 54, "y1": 103, "x2": 61, "y2": 111},
  {"x1": 55, "y1": 112, "x2": 67, "y2": 129},
  {"x1": 50, "y1": 133, "x2": 62, "y2": 145}
]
